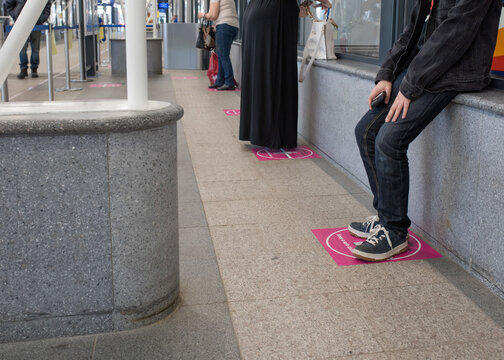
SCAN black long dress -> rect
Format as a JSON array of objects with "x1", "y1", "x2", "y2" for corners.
[{"x1": 239, "y1": 0, "x2": 299, "y2": 149}]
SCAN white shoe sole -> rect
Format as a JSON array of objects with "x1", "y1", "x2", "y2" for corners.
[
  {"x1": 347, "y1": 226, "x2": 371, "y2": 239},
  {"x1": 352, "y1": 241, "x2": 409, "y2": 262}
]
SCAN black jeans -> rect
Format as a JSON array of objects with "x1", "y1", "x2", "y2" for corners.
[{"x1": 355, "y1": 70, "x2": 458, "y2": 235}]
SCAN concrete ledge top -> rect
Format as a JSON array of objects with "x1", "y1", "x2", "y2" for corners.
[
  {"x1": 299, "y1": 57, "x2": 504, "y2": 117},
  {"x1": 0, "y1": 100, "x2": 184, "y2": 136}
]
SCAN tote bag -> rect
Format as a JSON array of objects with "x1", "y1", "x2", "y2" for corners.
[{"x1": 299, "y1": 8, "x2": 338, "y2": 83}]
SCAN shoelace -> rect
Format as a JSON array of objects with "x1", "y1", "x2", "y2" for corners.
[
  {"x1": 363, "y1": 215, "x2": 379, "y2": 232},
  {"x1": 365, "y1": 225, "x2": 393, "y2": 250}
]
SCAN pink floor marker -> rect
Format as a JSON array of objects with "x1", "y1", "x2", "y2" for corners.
[
  {"x1": 208, "y1": 88, "x2": 240, "y2": 92},
  {"x1": 252, "y1": 146, "x2": 320, "y2": 161},
  {"x1": 224, "y1": 109, "x2": 240, "y2": 116},
  {"x1": 172, "y1": 76, "x2": 200, "y2": 80},
  {"x1": 311, "y1": 227, "x2": 442, "y2": 266},
  {"x1": 89, "y1": 83, "x2": 122, "y2": 88}
]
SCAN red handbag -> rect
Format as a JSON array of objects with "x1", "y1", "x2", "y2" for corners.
[
  {"x1": 206, "y1": 51, "x2": 239, "y2": 86},
  {"x1": 207, "y1": 51, "x2": 219, "y2": 85}
]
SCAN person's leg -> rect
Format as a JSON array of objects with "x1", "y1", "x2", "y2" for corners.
[
  {"x1": 30, "y1": 31, "x2": 41, "y2": 77},
  {"x1": 353, "y1": 71, "x2": 407, "y2": 215},
  {"x1": 217, "y1": 24, "x2": 238, "y2": 87},
  {"x1": 352, "y1": 87, "x2": 458, "y2": 261},
  {"x1": 375, "y1": 89, "x2": 459, "y2": 235},
  {"x1": 18, "y1": 40, "x2": 29, "y2": 79},
  {"x1": 214, "y1": 26, "x2": 225, "y2": 87}
]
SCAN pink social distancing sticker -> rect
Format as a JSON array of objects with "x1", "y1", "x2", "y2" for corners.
[
  {"x1": 252, "y1": 146, "x2": 320, "y2": 161},
  {"x1": 224, "y1": 109, "x2": 240, "y2": 116},
  {"x1": 311, "y1": 227, "x2": 442, "y2": 266},
  {"x1": 172, "y1": 76, "x2": 199, "y2": 80},
  {"x1": 208, "y1": 88, "x2": 240, "y2": 92},
  {"x1": 89, "y1": 83, "x2": 122, "y2": 88}
]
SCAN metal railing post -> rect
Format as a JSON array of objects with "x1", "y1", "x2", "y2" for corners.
[
  {"x1": 57, "y1": 2, "x2": 82, "y2": 92},
  {"x1": 0, "y1": 16, "x2": 9, "y2": 102},
  {"x1": 45, "y1": 24, "x2": 54, "y2": 101}
]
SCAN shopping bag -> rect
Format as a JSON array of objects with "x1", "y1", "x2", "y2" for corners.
[
  {"x1": 206, "y1": 51, "x2": 239, "y2": 87},
  {"x1": 207, "y1": 51, "x2": 219, "y2": 85},
  {"x1": 299, "y1": 4, "x2": 338, "y2": 82}
]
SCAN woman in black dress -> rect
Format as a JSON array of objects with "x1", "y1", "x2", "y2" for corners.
[{"x1": 239, "y1": 0, "x2": 331, "y2": 149}]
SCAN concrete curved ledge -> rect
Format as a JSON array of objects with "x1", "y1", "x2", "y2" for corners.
[
  {"x1": 0, "y1": 100, "x2": 184, "y2": 135},
  {"x1": 0, "y1": 100, "x2": 183, "y2": 343}
]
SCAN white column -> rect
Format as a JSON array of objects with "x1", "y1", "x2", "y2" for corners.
[
  {"x1": 126, "y1": 0, "x2": 148, "y2": 109},
  {"x1": 0, "y1": 0, "x2": 48, "y2": 87}
]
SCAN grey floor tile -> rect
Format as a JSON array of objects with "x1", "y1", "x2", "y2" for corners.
[
  {"x1": 93, "y1": 304, "x2": 240, "y2": 360},
  {"x1": 228, "y1": 294, "x2": 382, "y2": 360},
  {"x1": 332, "y1": 260, "x2": 449, "y2": 292},
  {"x1": 180, "y1": 258, "x2": 227, "y2": 306},
  {"x1": 387, "y1": 338, "x2": 504, "y2": 360},
  {"x1": 425, "y1": 257, "x2": 504, "y2": 328},
  {"x1": 218, "y1": 252, "x2": 343, "y2": 301},
  {"x1": 179, "y1": 226, "x2": 216, "y2": 261},
  {"x1": 198, "y1": 179, "x2": 274, "y2": 202},
  {"x1": 0, "y1": 335, "x2": 95, "y2": 360},
  {"x1": 203, "y1": 198, "x2": 298, "y2": 226},
  {"x1": 178, "y1": 201, "x2": 208, "y2": 228},
  {"x1": 178, "y1": 175, "x2": 201, "y2": 203},
  {"x1": 209, "y1": 222, "x2": 320, "y2": 259}
]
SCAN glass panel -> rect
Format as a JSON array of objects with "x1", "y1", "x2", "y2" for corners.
[{"x1": 332, "y1": 0, "x2": 381, "y2": 58}]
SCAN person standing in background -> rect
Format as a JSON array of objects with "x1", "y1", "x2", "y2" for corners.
[
  {"x1": 4, "y1": 0, "x2": 52, "y2": 79},
  {"x1": 199, "y1": 0, "x2": 239, "y2": 91},
  {"x1": 239, "y1": 0, "x2": 332, "y2": 149}
]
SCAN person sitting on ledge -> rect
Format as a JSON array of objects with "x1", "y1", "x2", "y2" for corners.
[{"x1": 348, "y1": 0, "x2": 501, "y2": 262}]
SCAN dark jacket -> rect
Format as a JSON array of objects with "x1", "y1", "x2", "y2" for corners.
[
  {"x1": 4, "y1": 0, "x2": 51, "y2": 25},
  {"x1": 376, "y1": 0, "x2": 502, "y2": 99}
]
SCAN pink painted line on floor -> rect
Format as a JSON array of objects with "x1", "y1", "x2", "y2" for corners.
[
  {"x1": 252, "y1": 146, "x2": 320, "y2": 161},
  {"x1": 311, "y1": 227, "x2": 442, "y2": 266},
  {"x1": 89, "y1": 83, "x2": 122, "y2": 88},
  {"x1": 223, "y1": 109, "x2": 240, "y2": 116},
  {"x1": 208, "y1": 88, "x2": 240, "y2": 92},
  {"x1": 172, "y1": 76, "x2": 200, "y2": 80}
]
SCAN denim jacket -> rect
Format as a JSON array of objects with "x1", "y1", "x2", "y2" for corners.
[{"x1": 376, "y1": 0, "x2": 502, "y2": 99}]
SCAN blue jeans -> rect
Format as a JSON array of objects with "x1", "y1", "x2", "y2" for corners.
[
  {"x1": 355, "y1": 70, "x2": 458, "y2": 235},
  {"x1": 19, "y1": 31, "x2": 41, "y2": 70},
  {"x1": 215, "y1": 24, "x2": 238, "y2": 86}
]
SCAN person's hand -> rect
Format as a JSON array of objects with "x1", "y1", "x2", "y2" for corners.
[
  {"x1": 299, "y1": 6, "x2": 309, "y2": 17},
  {"x1": 368, "y1": 80, "x2": 392, "y2": 110},
  {"x1": 198, "y1": 12, "x2": 205, "y2": 19},
  {"x1": 385, "y1": 91, "x2": 411, "y2": 122},
  {"x1": 316, "y1": 0, "x2": 332, "y2": 11}
]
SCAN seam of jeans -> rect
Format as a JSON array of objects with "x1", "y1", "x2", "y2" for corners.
[{"x1": 363, "y1": 106, "x2": 389, "y2": 206}]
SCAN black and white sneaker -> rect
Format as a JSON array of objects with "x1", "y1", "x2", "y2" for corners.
[
  {"x1": 348, "y1": 215, "x2": 379, "y2": 238},
  {"x1": 352, "y1": 225, "x2": 408, "y2": 262}
]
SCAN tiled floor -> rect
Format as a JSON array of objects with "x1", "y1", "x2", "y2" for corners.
[{"x1": 1, "y1": 61, "x2": 503, "y2": 359}]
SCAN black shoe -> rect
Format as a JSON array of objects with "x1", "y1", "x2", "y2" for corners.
[
  {"x1": 31, "y1": 68, "x2": 39, "y2": 78},
  {"x1": 348, "y1": 215, "x2": 379, "y2": 238},
  {"x1": 217, "y1": 84, "x2": 235, "y2": 91},
  {"x1": 208, "y1": 83, "x2": 223, "y2": 89},
  {"x1": 352, "y1": 225, "x2": 409, "y2": 262},
  {"x1": 17, "y1": 68, "x2": 28, "y2": 79}
]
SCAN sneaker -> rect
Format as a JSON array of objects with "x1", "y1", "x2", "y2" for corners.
[
  {"x1": 217, "y1": 84, "x2": 235, "y2": 91},
  {"x1": 348, "y1": 215, "x2": 379, "y2": 238},
  {"x1": 17, "y1": 68, "x2": 28, "y2": 79},
  {"x1": 31, "y1": 68, "x2": 38, "y2": 78},
  {"x1": 352, "y1": 225, "x2": 409, "y2": 262},
  {"x1": 208, "y1": 83, "x2": 222, "y2": 89}
]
